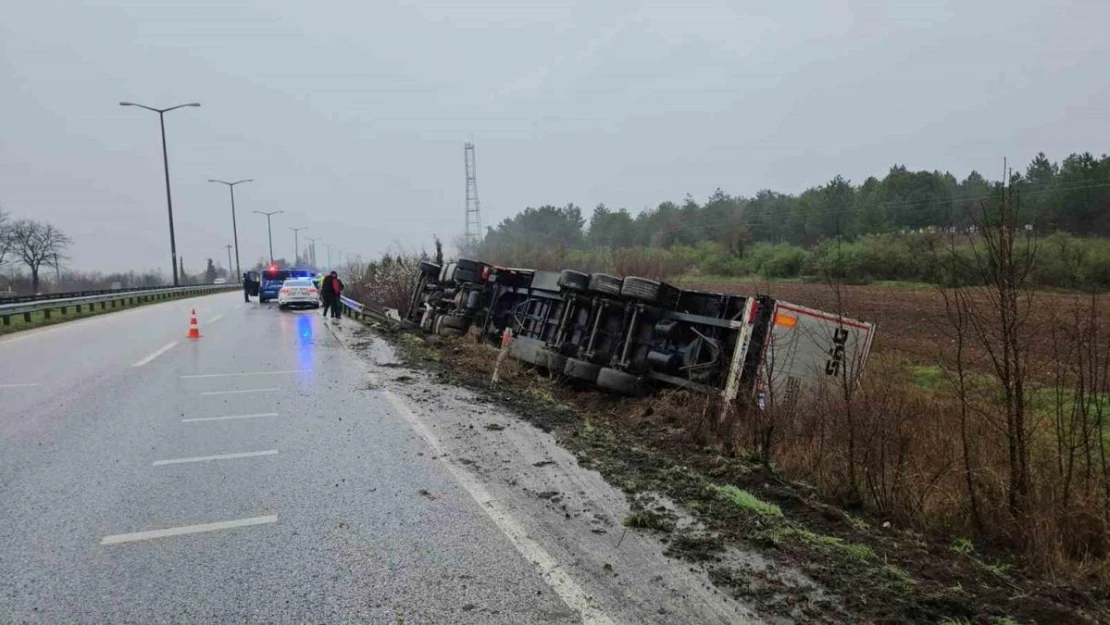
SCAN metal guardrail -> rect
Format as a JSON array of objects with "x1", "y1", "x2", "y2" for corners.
[
  {"x1": 338, "y1": 295, "x2": 404, "y2": 326},
  {"x1": 0, "y1": 283, "x2": 209, "y2": 305},
  {"x1": 0, "y1": 284, "x2": 239, "y2": 326}
]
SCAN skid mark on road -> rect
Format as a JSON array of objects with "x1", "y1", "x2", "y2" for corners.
[
  {"x1": 0, "y1": 383, "x2": 40, "y2": 389},
  {"x1": 182, "y1": 412, "x2": 277, "y2": 423},
  {"x1": 182, "y1": 369, "x2": 308, "y2": 379},
  {"x1": 206, "y1": 314, "x2": 224, "y2": 324},
  {"x1": 101, "y1": 515, "x2": 278, "y2": 545},
  {"x1": 132, "y1": 341, "x2": 178, "y2": 367},
  {"x1": 382, "y1": 390, "x2": 616, "y2": 625},
  {"x1": 152, "y1": 450, "x2": 278, "y2": 466}
]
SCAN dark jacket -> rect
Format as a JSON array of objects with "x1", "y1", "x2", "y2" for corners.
[{"x1": 321, "y1": 275, "x2": 335, "y2": 300}]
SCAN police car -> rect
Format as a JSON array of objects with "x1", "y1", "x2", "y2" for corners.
[
  {"x1": 277, "y1": 278, "x2": 320, "y2": 310},
  {"x1": 258, "y1": 267, "x2": 315, "y2": 303}
]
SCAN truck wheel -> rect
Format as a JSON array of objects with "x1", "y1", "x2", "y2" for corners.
[
  {"x1": 455, "y1": 258, "x2": 485, "y2": 273},
  {"x1": 597, "y1": 367, "x2": 642, "y2": 395},
  {"x1": 535, "y1": 347, "x2": 567, "y2": 372},
  {"x1": 557, "y1": 270, "x2": 590, "y2": 293},
  {"x1": 440, "y1": 315, "x2": 468, "y2": 331},
  {"x1": 563, "y1": 358, "x2": 601, "y2": 383},
  {"x1": 621, "y1": 277, "x2": 679, "y2": 307},
  {"x1": 452, "y1": 267, "x2": 481, "y2": 283},
  {"x1": 620, "y1": 277, "x2": 663, "y2": 303},
  {"x1": 588, "y1": 273, "x2": 623, "y2": 297},
  {"x1": 419, "y1": 261, "x2": 441, "y2": 278}
]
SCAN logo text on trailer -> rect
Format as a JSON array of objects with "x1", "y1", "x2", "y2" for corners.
[{"x1": 825, "y1": 327, "x2": 850, "y2": 376}]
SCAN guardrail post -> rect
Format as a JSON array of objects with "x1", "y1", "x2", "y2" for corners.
[
  {"x1": 43, "y1": 309, "x2": 51, "y2": 319},
  {"x1": 23, "y1": 312, "x2": 31, "y2": 323},
  {"x1": 60, "y1": 307, "x2": 67, "y2": 315},
  {"x1": 2, "y1": 315, "x2": 9, "y2": 326}
]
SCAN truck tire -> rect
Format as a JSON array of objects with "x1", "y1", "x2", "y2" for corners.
[
  {"x1": 455, "y1": 258, "x2": 484, "y2": 273},
  {"x1": 419, "y1": 261, "x2": 441, "y2": 278},
  {"x1": 563, "y1": 358, "x2": 601, "y2": 383},
  {"x1": 597, "y1": 367, "x2": 642, "y2": 395},
  {"x1": 557, "y1": 270, "x2": 590, "y2": 293},
  {"x1": 620, "y1": 277, "x2": 664, "y2": 304},
  {"x1": 536, "y1": 347, "x2": 568, "y2": 372},
  {"x1": 588, "y1": 273, "x2": 622, "y2": 297},
  {"x1": 440, "y1": 315, "x2": 468, "y2": 331},
  {"x1": 444, "y1": 263, "x2": 481, "y2": 284}
]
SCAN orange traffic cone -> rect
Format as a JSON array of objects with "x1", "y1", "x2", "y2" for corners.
[{"x1": 186, "y1": 308, "x2": 201, "y2": 339}]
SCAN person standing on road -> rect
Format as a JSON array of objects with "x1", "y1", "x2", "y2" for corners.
[
  {"x1": 320, "y1": 272, "x2": 335, "y2": 317},
  {"x1": 328, "y1": 271, "x2": 344, "y2": 319}
]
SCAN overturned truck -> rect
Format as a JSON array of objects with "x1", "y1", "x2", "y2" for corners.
[{"x1": 405, "y1": 259, "x2": 875, "y2": 409}]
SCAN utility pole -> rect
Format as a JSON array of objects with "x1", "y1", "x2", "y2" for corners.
[
  {"x1": 120, "y1": 101, "x2": 201, "y2": 286},
  {"x1": 253, "y1": 210, "x2": 284, "y2": 265},
  {"x1": 54, "y1": 253, "x2": 61, "y2": 287},
  {"x1": 325, "y1": 243, "x2": 334, "y2": 269},
  {"x1": 208, "y1": 179, "x2": 252, "y2": 283},
  {"x1": 464, "y1": 142, "x2": 482, "y2": 247},
  {"x1": 225, "y1": 244, "x2": 233, "y2": 279},
  {"x1": 289, "y1": 227, "x2": 307, "y2": 266}
]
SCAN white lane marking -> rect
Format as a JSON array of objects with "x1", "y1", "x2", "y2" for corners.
[
  {"x1": 182, "y1": 412, "x2": 277, "y2": 423},
  {"x1": 152, "y1": 450, "x2": 278, "y2": 466},
  {"x1": 200, "y1": 387, "x2": 280, "y2": 396},
  {"x1": 0, "y1": 383, "x2": 40, "y2": 389},
  {"x1": 101, "y1": 515, "x2": 278, "y2": 545},
  {"x1": 181, "y1": 369, "x2": 307, "y2": 379},
  {"x1": 131, "y1": 341, "x2": 179, "y2": 368},
  {"x1": 206, "y1": 314, "x2": 224, "y2": 324},
  {"x1": 382, "y1": 390, "x2": 616, "y2": 625}
]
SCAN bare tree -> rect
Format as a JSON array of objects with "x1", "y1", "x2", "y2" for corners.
[
  {"x1": 11, "y1": 219, "x2": 71, "y2": 293},
  {"x1": 0, "y1": 205, "x2": 12, "y2": 269}
]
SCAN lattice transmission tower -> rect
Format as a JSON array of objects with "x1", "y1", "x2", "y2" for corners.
[{"x1": 463, "y1": 142, "x2": 482, "y2": 245}]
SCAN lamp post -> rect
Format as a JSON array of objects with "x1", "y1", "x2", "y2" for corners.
[
  {"x1": 252, "y1": 210, "x2": 284, "y2": 265},
  {"x1": 208, "y1": 178, "x2": 252, "y2": 282},
  {"x1": 120, "y1": 101, "x2": 201, "y2": 286},
  {"x1": 289, "y1": 227, "x2": 307, "y2": 266},
  {"x1": 224, "y1": 245, "x2": 233, "y2": 280},
  {"x1": 305, "y1": 237, "x2": 320, "y2": 268}
]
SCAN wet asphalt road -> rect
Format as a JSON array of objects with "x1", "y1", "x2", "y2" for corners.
[{"x1": 0, "y1": 292, "x2": 581, "y2": 624}]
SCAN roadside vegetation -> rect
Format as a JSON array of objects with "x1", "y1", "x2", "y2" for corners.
[{"x1": 465, "y1": 151, "x2": 1110, "y2": 291}]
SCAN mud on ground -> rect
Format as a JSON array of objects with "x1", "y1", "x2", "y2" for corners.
[{"x1": 357, "y1": 321, "x2": 1108, "y2": 625}]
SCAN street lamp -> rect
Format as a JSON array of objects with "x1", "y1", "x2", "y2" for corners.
[
  {"x1": 305, "y1": 237, "x2": 320, "y2": 268},
  {"x1": 208, "y1": 178, "x2": 253, "y2": 282},
  {"x1": 120, "y1": 101, "x2": 200, "y2": 286},
  {"x1": 289, "y1": 227, "x2": 307, "y2": 266},
  {"x1": 252, "y1": 210, "x2": 284, "y2": 265}
]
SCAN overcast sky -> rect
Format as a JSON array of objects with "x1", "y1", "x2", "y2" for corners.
[{"x1": 2, "y1": 0, "x2": 1107, "y2": 274}]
